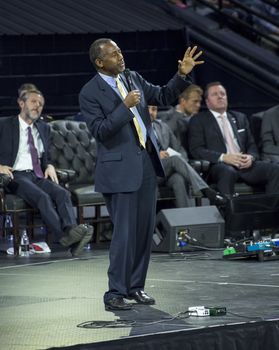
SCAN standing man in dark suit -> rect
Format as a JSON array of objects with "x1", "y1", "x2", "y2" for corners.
[
  {"x1": 188, "y1": 81, "x2": 279, "y2": 196},
  {"x1": 0, "y1": 89, "x2": 93, "y2": 256},
  {"x1": 79, "y1": 38, "x2": 204, "y2": 311}
]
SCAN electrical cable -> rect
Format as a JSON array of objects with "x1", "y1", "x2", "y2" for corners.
[
  {"x1": 168, "y1": 252, "x2": 219, "y2": 261},
  {"x1": 76, "y1": 311, "x2": 192, "y2": 329},
  {"x1": 78, "y1": 309, "x2": 265, "y2": 329},
  {"x1": 226, "y1": 311, "x2": 264, "y2": 321}
]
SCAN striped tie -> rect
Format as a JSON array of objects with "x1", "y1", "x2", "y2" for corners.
[{"x1": 116, "y1": 77, "x2": 145, "y2": 148}]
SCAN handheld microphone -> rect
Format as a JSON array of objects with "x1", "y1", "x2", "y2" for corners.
[{"x1": 124, "y1": 68, "x2": 133, "y2": 92}]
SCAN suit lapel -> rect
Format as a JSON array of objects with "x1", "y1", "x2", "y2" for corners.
[
  {"x1": 12, "y1": 117, "x2": 20, "y2": 163},
  {"x1": 208, "y1": 111, "x2": 226, "y2": 147},
  {"x1": 119, "y1": 73, "x2": 129, "y2": 91},
  {"x1": 154, "y1": 121, "x2": 164, "y2": 148},
  {"x1": 227, "y1": 112, "x2": 242, "y2": 150},
  {"x1": 97, "y1": 74, "x2": 120, "y2": 101}
]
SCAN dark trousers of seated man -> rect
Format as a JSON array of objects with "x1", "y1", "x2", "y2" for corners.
[
  {"x1": 208, "y1": 161, "x2": 279, "y2": 196},
  {"x1": 9, "y1": 171, "x2": 76, "y2": 241}
]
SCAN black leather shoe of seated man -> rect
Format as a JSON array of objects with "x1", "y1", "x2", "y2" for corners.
[
  {"x1": 212, "y1": 194, "x2": 227, "y2": 207},
  {"x1": 128, "y1": 290, "x2": 155, "y2": 305},
  {"x1": 104, "y1": 297, "x2": 133, "y2": 311},
  {"x1": 202, "y1": 188, "x2": 227, "y2": 207}
]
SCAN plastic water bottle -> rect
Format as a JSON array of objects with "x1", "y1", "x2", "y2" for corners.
[
  {"x1": 4, "y1": 214, "x2": 13, "y2": 241},
  {"x1": 20, "y1": 229, "x2": 30, "y2": 257}
]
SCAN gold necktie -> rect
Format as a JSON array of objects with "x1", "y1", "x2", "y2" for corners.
[{"x1": 116, "y1": 77, "x2": 145, "y2": 148}]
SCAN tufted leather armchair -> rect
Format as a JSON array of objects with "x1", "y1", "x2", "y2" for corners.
[{"x1": 49, "y1": 120, "x2": 110, "y2": 242}]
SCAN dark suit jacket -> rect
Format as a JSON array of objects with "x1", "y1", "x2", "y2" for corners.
[
  {"x1": 261, "y1": 105, "x2": 279, "y2": 162},
  {"x1": 0, "y1": 116, "x2": 51, "y2": 170},
  {"x1": 79, "y1": 71, "x2": 190, "y2": 193},
  {"x1": 188, "y1": 110, "x2": 259, "y2": 163}
]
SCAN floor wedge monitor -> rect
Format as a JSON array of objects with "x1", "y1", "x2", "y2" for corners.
[{"x1": 153, "y1": 206, "x2": 225, "y2": 252}]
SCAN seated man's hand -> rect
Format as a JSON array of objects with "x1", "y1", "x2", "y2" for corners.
[
  {"x1": 223, "y1": 153, "x2": 246, "y2": 168},
  {"x1": 44, "y1": 164, "x2": 59, "y2": 184},
  {"x1": 238, "y1": 154, "x2": 253, "y2": 169},
  {"x1": 0, "y1": 165, "x2": 14, "y2": 179},
  {"x1": 160, "y1": 150, "x2": 169, "y2": 159}
]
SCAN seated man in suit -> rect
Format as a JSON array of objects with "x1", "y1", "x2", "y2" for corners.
[
  {"x1": 158, "y1": 84, "x2": 203, "y2": 152},
  {"x1": 260, "y1": 105, "x2": 279, "y2": 163},
  {"x1": 149, "y1": 105, "x2": 225, "y2": 207},
  {"x1": 188, "y1": 81, "x2": 279, "y2": 196},
  {"x1": 0, "y1": 89, "x2": 93, "y2": 256}
]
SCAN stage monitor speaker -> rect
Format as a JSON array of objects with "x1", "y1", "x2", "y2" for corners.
[{"x1": 153, "y1": 206, "x2": 225, "y2": 252}]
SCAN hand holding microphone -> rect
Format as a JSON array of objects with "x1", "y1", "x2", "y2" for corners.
[
  {"x1": 123, "y1": 69, "x2": 141, "y2": 108},
  {"x1": 124, "y1": 90, "x2": 141, "y2": 108}
]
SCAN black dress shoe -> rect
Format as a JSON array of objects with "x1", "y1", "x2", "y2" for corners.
[
  {"x1": 202, "y1": 188, "x2": 227, "y2": 207},
  {"x1": 212, "y1": 194, "x2": 227, "y2": 206},
  {"x1": 128, "y1": 291, "x2": 155, "y2": 305},
  {"x1": 104, "y1": 297, "x2": 132, "y2": 311}
]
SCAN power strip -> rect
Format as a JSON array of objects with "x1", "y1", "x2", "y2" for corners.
[
  {"x1": 188, "y1": 306, "x2": 210, "y2": 317},
  {"x1": 188, "y1": 306, "x2": 227, "y2": 317}
]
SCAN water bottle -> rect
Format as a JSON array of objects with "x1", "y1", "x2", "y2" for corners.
[
  {"x1": 4, "y1": 214, "x2": 13, "y2": 241},
  {"x1": 20, "y1": 229, "x2": 30, "y2": 257}
]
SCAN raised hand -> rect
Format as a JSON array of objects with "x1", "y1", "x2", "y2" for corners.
[{"x1": 178, "y1": 46, "x2": 204, "y2": 76}]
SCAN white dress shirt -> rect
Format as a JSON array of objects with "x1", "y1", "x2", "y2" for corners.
[{"x1": 13, "y1": 116, "x2": 44, "y2": 171}]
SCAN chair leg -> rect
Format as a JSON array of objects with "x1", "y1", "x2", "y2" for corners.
[
  {"x1": 77, "y1": 207, "x2": 84, "y2": 224},
  {"x1": 26, "y1": 211, "x2": 35, "y2": 239}
]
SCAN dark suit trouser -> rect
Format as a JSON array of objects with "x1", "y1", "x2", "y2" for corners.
[
  {"x1": 103, "y1": 149, "x2": 157, "y2": 301},
  {"x1": 11, "y1": 172, "x2": 76, "y2": 240},
  {"x1": 209, "y1": 161, "x2": 279, "y2": 195}
]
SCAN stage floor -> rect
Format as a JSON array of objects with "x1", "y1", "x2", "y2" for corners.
[{"x1": 0, "y1": 243, "x2": 279, "y2": 349}]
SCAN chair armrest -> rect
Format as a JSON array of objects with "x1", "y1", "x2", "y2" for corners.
[
  {"x1": 56, "y1": 168, "x2": 76, "y2": 184},
  {"x1": 200, "y1": 160, "x2": 210, "y2": 173},
  {"x1": 0, "y1": 174, "x2": 12, "y2": 188},
  {"x1": 189, "y1": 159, "x2": 210, "y2": 174}
]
